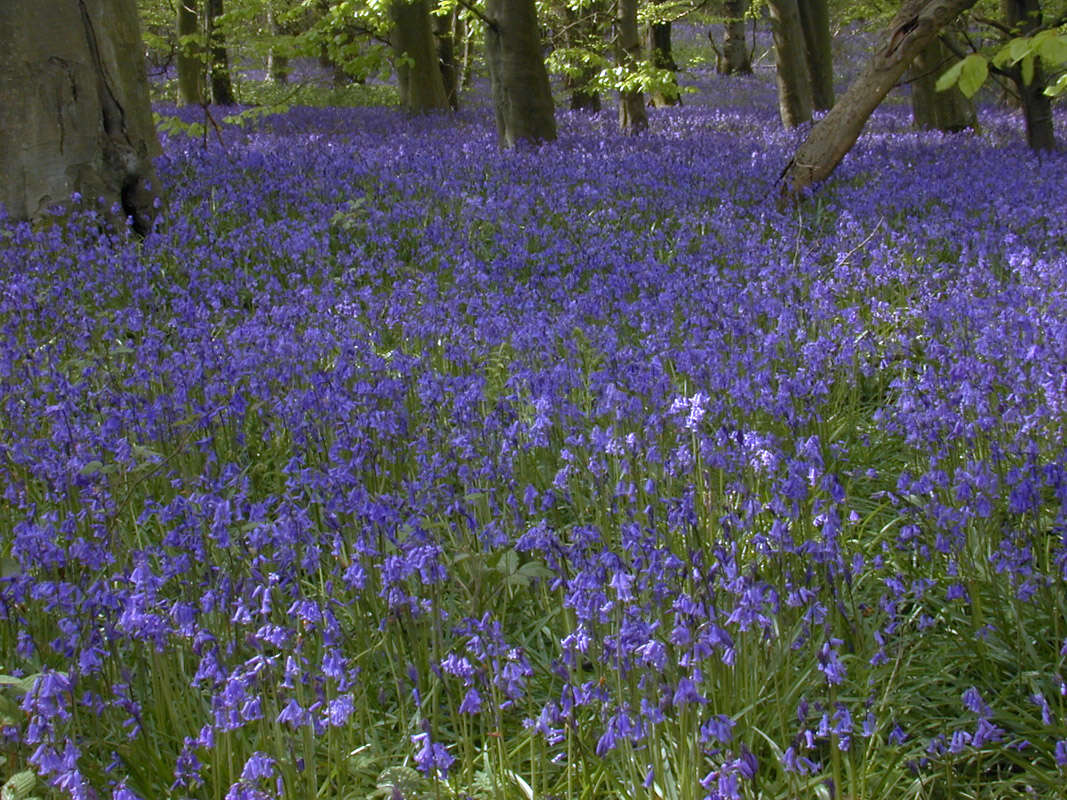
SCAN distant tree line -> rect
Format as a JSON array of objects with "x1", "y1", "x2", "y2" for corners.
[{"x1": 1, "y1": 0, "x2": 1063, "y2": 229}]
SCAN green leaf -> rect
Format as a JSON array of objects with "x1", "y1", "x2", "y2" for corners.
[
  {"x1": 1, "y1": 771, "x2": 36, "y2": 800},
  {"x1": 1021, "y1": 53, "x2": 1034, "y2": 86},
  {"x1": 1045, "y1": 71, "x2": 1067, "y2": 97},
  {"x1": 935, "y1": 59, "x2": 964, "y2": 92},
  {"x1": 957, "y1": 54, "x2": 989, "y2": 98},
  {"x1": 496, "y1": 549, "x2": 518, "y2": 576},
  {"x1": 79, "y1": 460, "x2": 104, "y2": 476},
  {"x1": 1036, "y1": 33, "x2": 1067, "y2": 66},
  {"x1": 1008, "y1": 36, "x2": 1032, "y2": 63}
]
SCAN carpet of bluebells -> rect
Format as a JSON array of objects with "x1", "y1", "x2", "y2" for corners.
[{"x1": 2, "y1": 63, "x2": 1067, "y2": 800}]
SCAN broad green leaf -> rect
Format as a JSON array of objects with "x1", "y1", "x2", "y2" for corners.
[
  {"x1": 1036, "y1": 34, "x2": 1067, "y2": 66},
  {"x1": 958, "y1": 54, "x2": 989, "y2": 98},
  {"x1": 1008, "y1": 36, "x2": 1032, "y2": 63},
  {"x1": 935, "y1": 59, "x2": 964, "y2": 92},
  {"x1": 1, "y1": 770, "x2": 36, "y2": 800}
]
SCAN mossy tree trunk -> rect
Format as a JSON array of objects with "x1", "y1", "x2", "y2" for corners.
[
  {"x1": 646, "y1": 14, "x2": 680, "y2": 107},
  {"x1": 768, "y1": 0, "x2": 814, "y2": 127},
  {"x1": 909, "y1": 34, "x2": 976, "y2": 130},
  {"x1": 177, "y1": 0, "x2": 205, "y2": 104},
  {"x1": 721, "y1": 0, "x2": 751, "y2": 75},
  {"x1": 0, "y1": 0, "x2": 160, "y2": 234},
  {"x1": 798, "y1": 0, "x2": 834, "y2": 110},
  {"x1": 390, "y1": 0, "x2": 450, "y2": 112},
  {"x1": 206, "y1": 0, "x2": 235, "y2": 104},
  {"x1": 485, "y1": 0, "x2": 557, "y2": 146}
]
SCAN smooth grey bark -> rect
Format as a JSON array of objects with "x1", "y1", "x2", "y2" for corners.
[
  {"x1": 780, "y1": 0, "x2": 979, "y2": 203},
  {"x1": 390, "y1": 0, "x2": 450, "y2": 111},
  {"x1": 646, "y1": 16, "x2": 681, "y2": 107},
  {"x1": 909, "y1": 35, "x2": 976, "y2": 130},
  {"x1": 0, "y1": 0, "x2": 160, "y2": 234},
  {"x1": 798, "y1": 0, "x2": 834, "y2": 110},
  {"x1": 1001, "y1": 0, "x2": 1056, "y2": 150},
  {"x1": 177, "y1": 0, "x2": 205, "y2": 104},
  {"x1": 206, "y1": 0, "x2": 235, "y2": 105},
  {"x1": 768, "y1": 0, "x2": 814, "y2": 127},
  {"x1": 616, "y1": 0, "x2": 648, "y2": 132},
  {"x1": 721, "y1": 0, "x2": 751, "y2": 74},
  {"x1": 485, "y1": 0, "x2": 557, "y2": 147}
]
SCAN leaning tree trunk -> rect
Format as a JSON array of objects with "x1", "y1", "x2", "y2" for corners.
[
  {"x1": 616, "y1": 0, "x2": 648, "y2": 133},
  {"x1": 0, "y1": 0, "x2": 160, "y2": 234},
  {"x1": 909, "y1": 34, "x2": 976, "y2": 131},
  {"x1": 485, "y1": 0, "x2": 557, "y2": 147},
  {"x1": 177, "y1": 0, "x2": 205, "y2": 104},
  {"x1": 206, "y1": 0, "x2": 236, "y2": 105},
  {"x1": 721, "y1": 0, "x2": 752, "y2": 75},
  {"x1": 1002, "y1": 0, "x2": 1056, "y2": 150},
  {"x1": 390, "y1": 0, "x2": 450, "y2": 112},
  {"x1": 768, "y1": 0, "x2": 814, "y2": 127},
  {"x1": 780, "y1": 0, "x2": 979, "y2": 203},
  {"x1": 797, "y1": 0, "x2": 834, "y2": 110}
]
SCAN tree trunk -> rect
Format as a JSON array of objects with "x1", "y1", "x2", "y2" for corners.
[
  {"x1": 206, "y1": 0, "x2": 235, "y2": 105},
  {"x1": 266, "y1": 2, "x2": 289, "y2": 85},
  {"x1": 485, "y1": 0, "x2": 557, "y2": 147},
  {"x1": 1002, "y1": 0, "x2": 1056, "y2": 150},
  {"x1": 798, "y1": 0, "x2": 834, "y2": 110},
  {"x1": 721, "y1": 0, "x2": 752, "y2": 75},
  {"x1": 646, "y1": 18, "x2": 681, "y2": 107},
  {"x1": 434, "y1": 7, "x2": 460, "y2": 110},
  {"x1": 0, "y1": 0, "x2": 160, "y2": 234},
  {"x1": 909, "y1": 34, "x2": 976, "y2": 131},
  {"x1": 768, "y1": 0, "x2": 814, "y2": 127},
  {"x1": 177, "y1": 0, "x2": 205, "y2": 104},
  {"x1": 780, "y1": 0, "x2": 979, "y2": 203},
  {"x1": 616, "y1": 0, "x2": 648, "y2": 133},
  {"x1": 390, "y1": 0, "x2": 450, "y2": 112}
]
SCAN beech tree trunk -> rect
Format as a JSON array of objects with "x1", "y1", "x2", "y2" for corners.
[
  {"x1": 798, "y1": 0, "x2": 834, "y2": 110},
  {"x1": 721, "y1": 0, "x2": 751, "y2": 75},
  {"x1": 485, "y1": 0, "x2": 557, "y2": 146},
  {"x1": 909, "y1": 35, "x2": 976, "y2": 131},
  {"x1": 0, "y1": 0, "x2": 160, "y2": 234},
  {"x1": 177, "y1": 0, "x2": 205, "y2": 104},
  {"x1": 768, "y1": 0, "x2": 814, "y2": 127},
  {"x1": 780, "y1": 0, "x2": 979, "y2": 203},
  {"x1": 206, "y1": 0, "x2": 235, "y2": 105},
  {"x1": 616, "y1": 0, "x2": 648, "y2": 133},
  {"x1": 390, "y1": 0, "x2": 450, "y2": 112},
  {"x1": 1002, "y1": 0, "x2": 1056, "y2": 150}
]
